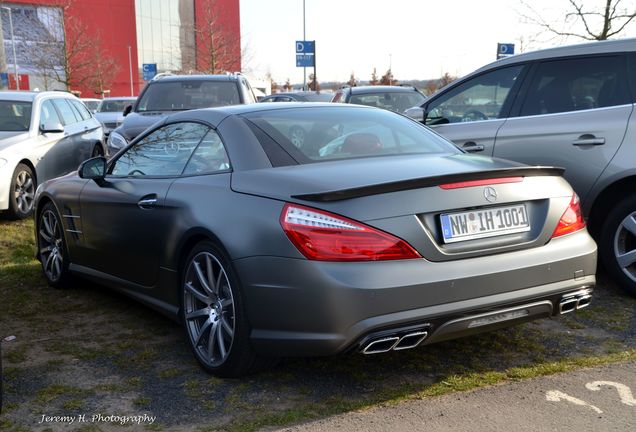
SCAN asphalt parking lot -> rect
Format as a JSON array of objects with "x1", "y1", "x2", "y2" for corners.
[{"x1": 1, "y1": 218, "x2": 635, "y2": 431}]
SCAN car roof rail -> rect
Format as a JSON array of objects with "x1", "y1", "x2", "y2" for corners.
[{"x1": 151, "y1": 72, "x2": 173, "y2": 81}]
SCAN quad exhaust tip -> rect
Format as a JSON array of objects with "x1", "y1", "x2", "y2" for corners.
[
  {"x1": 361, "y1": 331, "x2": 429, "y2": 355},
  {"x1": 559, "y1": 288, "x2": 593, "y2": 314}
]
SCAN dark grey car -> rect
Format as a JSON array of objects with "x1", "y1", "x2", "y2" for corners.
[{"x1": 34, "y1": 104, "x2": 596, "y2": 377}]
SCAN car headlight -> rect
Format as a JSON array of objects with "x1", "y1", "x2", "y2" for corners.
[{"x1": 107, "y1": 131, "x2": 128, "y2": 150}]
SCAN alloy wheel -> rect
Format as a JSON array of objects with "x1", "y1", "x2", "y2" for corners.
[
  {"x1": 13, "y1": 169, "x2": 35, "y2": 214},
  {"x1": 39, "y1": 209, "x2": 64, "y2": 282},
  {"x1": 613, "y1": 211, "x2": 636, "y2": 283},
  {"x1": 183, "y1": 251, "x2": 235, "y2": 367}
]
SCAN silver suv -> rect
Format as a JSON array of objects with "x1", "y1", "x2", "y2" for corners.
[{"x1": 406, "y1": 38, "x2": 636, "y2": 297}]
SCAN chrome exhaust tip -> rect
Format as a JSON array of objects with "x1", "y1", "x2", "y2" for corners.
[
  {"x1": 361, "y1": 336, "x2": 399, "y2": 355},
  {"x1": 559, "y1": 287, "x2": 593, "y2": 314},
  {"x1": 394, "y1": 331, "x2": 428, "y2": 351}
]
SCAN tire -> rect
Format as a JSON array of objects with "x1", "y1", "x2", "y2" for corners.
[
  {"x1": 8, "y1": 163, "x2": 36, "y2": 219},
  {"x1": 600, "y1": 196, "x2": 636, "y2": 297},
  {"x1": 37, "y1": 202, "x2": 73, "y2": 289},
  {"x1": 180, "y1": 241, "x2": 274, "y2": 377}
]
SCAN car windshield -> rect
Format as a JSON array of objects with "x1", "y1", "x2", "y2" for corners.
[
  {"x1": 98, "y1": 99, "x2": 133, "y2": 113},
  {"x1": 243, "y1": 106, "x2": 458, "y2": 164},
  {"x1": 136, "y1": 80, "x2": 240, "y2": 112},
  {"x1": 0, "y1": 100, "x2": 32, "y2": 131},
  {"x1": 303, "y1": 93, "x2": 333, "y2": 102},
  {"x1": 350, "y1": 91, "x2": 426, "y2": 112}
]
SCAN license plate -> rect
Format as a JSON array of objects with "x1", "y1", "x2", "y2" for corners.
[{"x1": 440, "y1": 204, "x2": 530, "y2": 243}]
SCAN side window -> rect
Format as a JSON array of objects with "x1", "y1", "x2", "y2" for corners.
[
  {"x1": 520, "y1": 56, "x2": 629, "y2": 116},
  {"x1": 110, "y1": 122, "x2": 210, "y2": 177},
  {"x1": 242, "y1": 79, "x2": 257, "y2": 104},
  {"x1": 183, "y1": 129, "x2": 230, "y2": 175},
  {"x1": 70, "y1": 99, "x2": 92, "y2": 121},
  {"x1": 426, "y1": 65, "x2": 523, "y2": 125},
  {"x1": 52, "y1": 99, "x2": 80, "y2": 125},
  {"x1": 40, "y1": 100, "x2": 62, "y2": 127}
]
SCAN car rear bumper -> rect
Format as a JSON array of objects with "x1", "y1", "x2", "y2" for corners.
[{"x1": 234, "y1": 230, "x2": 597, "y2": 357}]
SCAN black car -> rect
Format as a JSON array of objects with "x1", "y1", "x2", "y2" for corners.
[
  {"x1": 107, "y1": 73, "x2": 257, "y2": 154},
  {"x1": 332, "y1": 85, "x2": 426, "y2": 113}
]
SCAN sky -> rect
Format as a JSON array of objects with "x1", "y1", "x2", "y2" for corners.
[{"x1": 239, "y1": 0, "x2": 636, "y2": 84}]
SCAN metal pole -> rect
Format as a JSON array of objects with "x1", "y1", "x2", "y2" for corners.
[
  {"x1": 2, "y1": 7, "x2": 18, "y2": 90},
  {"x1": 302, "y1": 0, "x2": 306, "y2": 91},
  {"x1": 128, "y1": 45, "x2": 134, "y2": 96}
]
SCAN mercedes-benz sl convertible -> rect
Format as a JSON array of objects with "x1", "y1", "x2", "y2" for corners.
[{"x1": 34, "y1": 103, "x2": 597, "y2": 377}]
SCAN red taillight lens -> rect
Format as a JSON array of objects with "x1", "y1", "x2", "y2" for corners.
[
  {"x1": 280, "y1": 203, "x2": 421, "y2": 261},
  {"x1": 551, "y1": 194, "x2": 586, "y2": 238}
]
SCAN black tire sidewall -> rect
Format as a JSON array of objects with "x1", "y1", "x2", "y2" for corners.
[
  {"x1": 8, "y1": 163, "x2": 35, "y2": 219},
  {"x1": 180, "y1": 241, "x2": 255, "y2": 377},
  {"x1": 599, "y1": 196, "x2": 636, "y2": 297}
]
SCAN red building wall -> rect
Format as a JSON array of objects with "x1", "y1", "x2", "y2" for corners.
[
  {"x1": 8, "y1": 0, "x2": 140, "y2": 96},
  {"x1": 194, "y1": 0, "x2": 241, "y2": 73},
  {"x1": 7, "y1": 0, "x2": 241, "y2": 97}
]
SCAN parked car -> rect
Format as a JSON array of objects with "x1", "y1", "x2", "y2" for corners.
[
  {"x1": 332, "y1": 85, "x2": 426, "y2": 113},
  {"x1": 0, "y1": 91, "x2": 105, "y2": 219},
  {"x1": 80, "y1": 98, "x2": 101, "y2": 113},
  {"x1": 405, "y1": 38, "x2": 636, "y2": 297},
  {"x1": 94, "y1": 96, "x2": 136, "y2": 137},
  {"x1": 259, "y1": 91, "x2": 333, "y2": 103},
  {"x1": 34, "y1": 103, "x2": 596, "y2": 377},
  {"x1": 107, "y1": 73, "x2": 257, "y2": 154}
]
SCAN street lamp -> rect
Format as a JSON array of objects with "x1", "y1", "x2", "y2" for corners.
[{"x1": 1, "y1": 6, "x2": 19, "y2": 90}]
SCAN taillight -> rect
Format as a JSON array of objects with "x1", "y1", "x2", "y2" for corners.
[
  {"x1": 280, "y1": 203, "x2": 421, "y2": 261},
  {"x1": 552, "y1": 194, "x2": 586, "y2": 238}
]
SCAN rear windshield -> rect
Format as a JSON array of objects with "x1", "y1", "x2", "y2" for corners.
[
  {"x1": 349, "y1": 91, "x2": 426, "y2": 113},
  {"x1": 136, "y1": 80, "x2": 240, "y2": 112},
  {"x1": 98, "y1": 99, "x2": 134, "y2": 113},
  {"x1": 242, "y1": 106, "x2": 458, "y2": 164},
  {"x1": 0, "y1": 100, "x2": 32, "y2": 131}
]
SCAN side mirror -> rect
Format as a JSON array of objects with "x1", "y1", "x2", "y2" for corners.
[
  {"x1": 40, "y1": 121, "x2": 64, "y2": 134},
  {"x1": 404, "y1": 107, "x2": 425, "y2": 123},
  {"x1": 78, "y1": 156, "x2": 106, "y2": 183},
  {"x1": 123, "y1": 105, "x2": 132, "y2": 117}
]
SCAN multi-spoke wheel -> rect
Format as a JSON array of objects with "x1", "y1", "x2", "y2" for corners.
[
  {"x1": 37, "y1": 202, "x2": 71, "y2": 288},
  {"x1": 600, "y1": 197, "x2": 636, "y2": 297},
  {"x1": 181, "y1": 241, "x2": 271, "y2": 377},
  {"x1": 8, "y1": 163, "x2": 35, "y2": 219},
  {"x1": 289, "y1": 126, "x2": 306, "y2": 148}
]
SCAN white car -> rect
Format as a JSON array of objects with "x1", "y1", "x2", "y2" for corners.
[{"x1": 0, "y1": 91, "x2": 105, "y2": 219}]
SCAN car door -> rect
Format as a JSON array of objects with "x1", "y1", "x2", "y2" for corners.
[
  {"x1": 49, "y1": 98, "x2": 85, "y2": 175},
  {"x1": 423, "y1": 65, "x2": 527, "y2": 155},
  {"x1": 32, "y1": 98, "x2": 74, "y2": 183},
  {"x1": 69, "y1": 98, "x2": 103, "y2": 162},
  {"x1": 78, "y1": 121, "x2": 210, "y2": 287},
  {"x1": 494, "y1": 55, "x2": 632, "y2": 203}
]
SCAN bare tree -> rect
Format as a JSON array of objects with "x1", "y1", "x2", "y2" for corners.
[
  {"x1": 284, "y1": 79, "x2": 292, "y2": 91},
  {"x1": 85, "y1": 49, "x2": 121, "y2": 96},
  {"x1": 308, "y1": 73, "x2": 320, "y2": 91},
  {"x1": 369, "y1": 68, "x2": 379, "y2": 85},
  {"x1": 424, "y1": 80, "x2": 438, "y2": 95},
  {"x1": 195, "y1": 0, "x2": 241, "y2": 74},
  {"x1": 519, "y1": 0, "x2": 636, "y2": 41},
  {"x1": 437, "y1": 72, "x2": 457, "y2": 89},
  {"x1": 379, "y1": 69, "x2": 396, "y2": 85},
  {"x1": 347, "y1": 72, "x2": 357, "y2": 87}
]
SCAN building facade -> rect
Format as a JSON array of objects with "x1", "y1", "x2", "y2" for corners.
[{"x1": 0, "y1": 0, "x2": 240, "y2": 96}]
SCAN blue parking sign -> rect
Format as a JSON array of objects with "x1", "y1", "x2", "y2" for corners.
[{"x1": 142, "y1": 63, "x2": 157, "y2": 81}]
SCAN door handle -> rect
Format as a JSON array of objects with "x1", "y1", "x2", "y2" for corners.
[
  {"x1": 138, "y1": 195, "x2": 158, "y2": 209},
  {"x1": 462, "y1": 141, "x2": 485, "y2": 152},
  {"x1": 572, "y1": 134, "x2": 605, "y2": 146}
]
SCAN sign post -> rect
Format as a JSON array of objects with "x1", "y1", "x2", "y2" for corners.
[
  {"x1": 497, "y1": 43, "x2": 515, "y2": 60},
  {"x1": 142, "y1": 63, "x2": 157, "y2": 81},
  {"x1": 296, "y1": 41, "x2": 316, "y2": 89}
]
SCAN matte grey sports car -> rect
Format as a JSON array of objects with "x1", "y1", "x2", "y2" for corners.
[{"x1": 34, "y1": 103, "x2": 597, "y2": 377}]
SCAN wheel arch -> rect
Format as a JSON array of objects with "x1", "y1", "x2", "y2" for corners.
[
  {"x1": 588, "y1": 175, "x2": 636, "y2": 239},
  {"x1": 17, "y1": 158, "x2": 37, "y2": 184}
]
